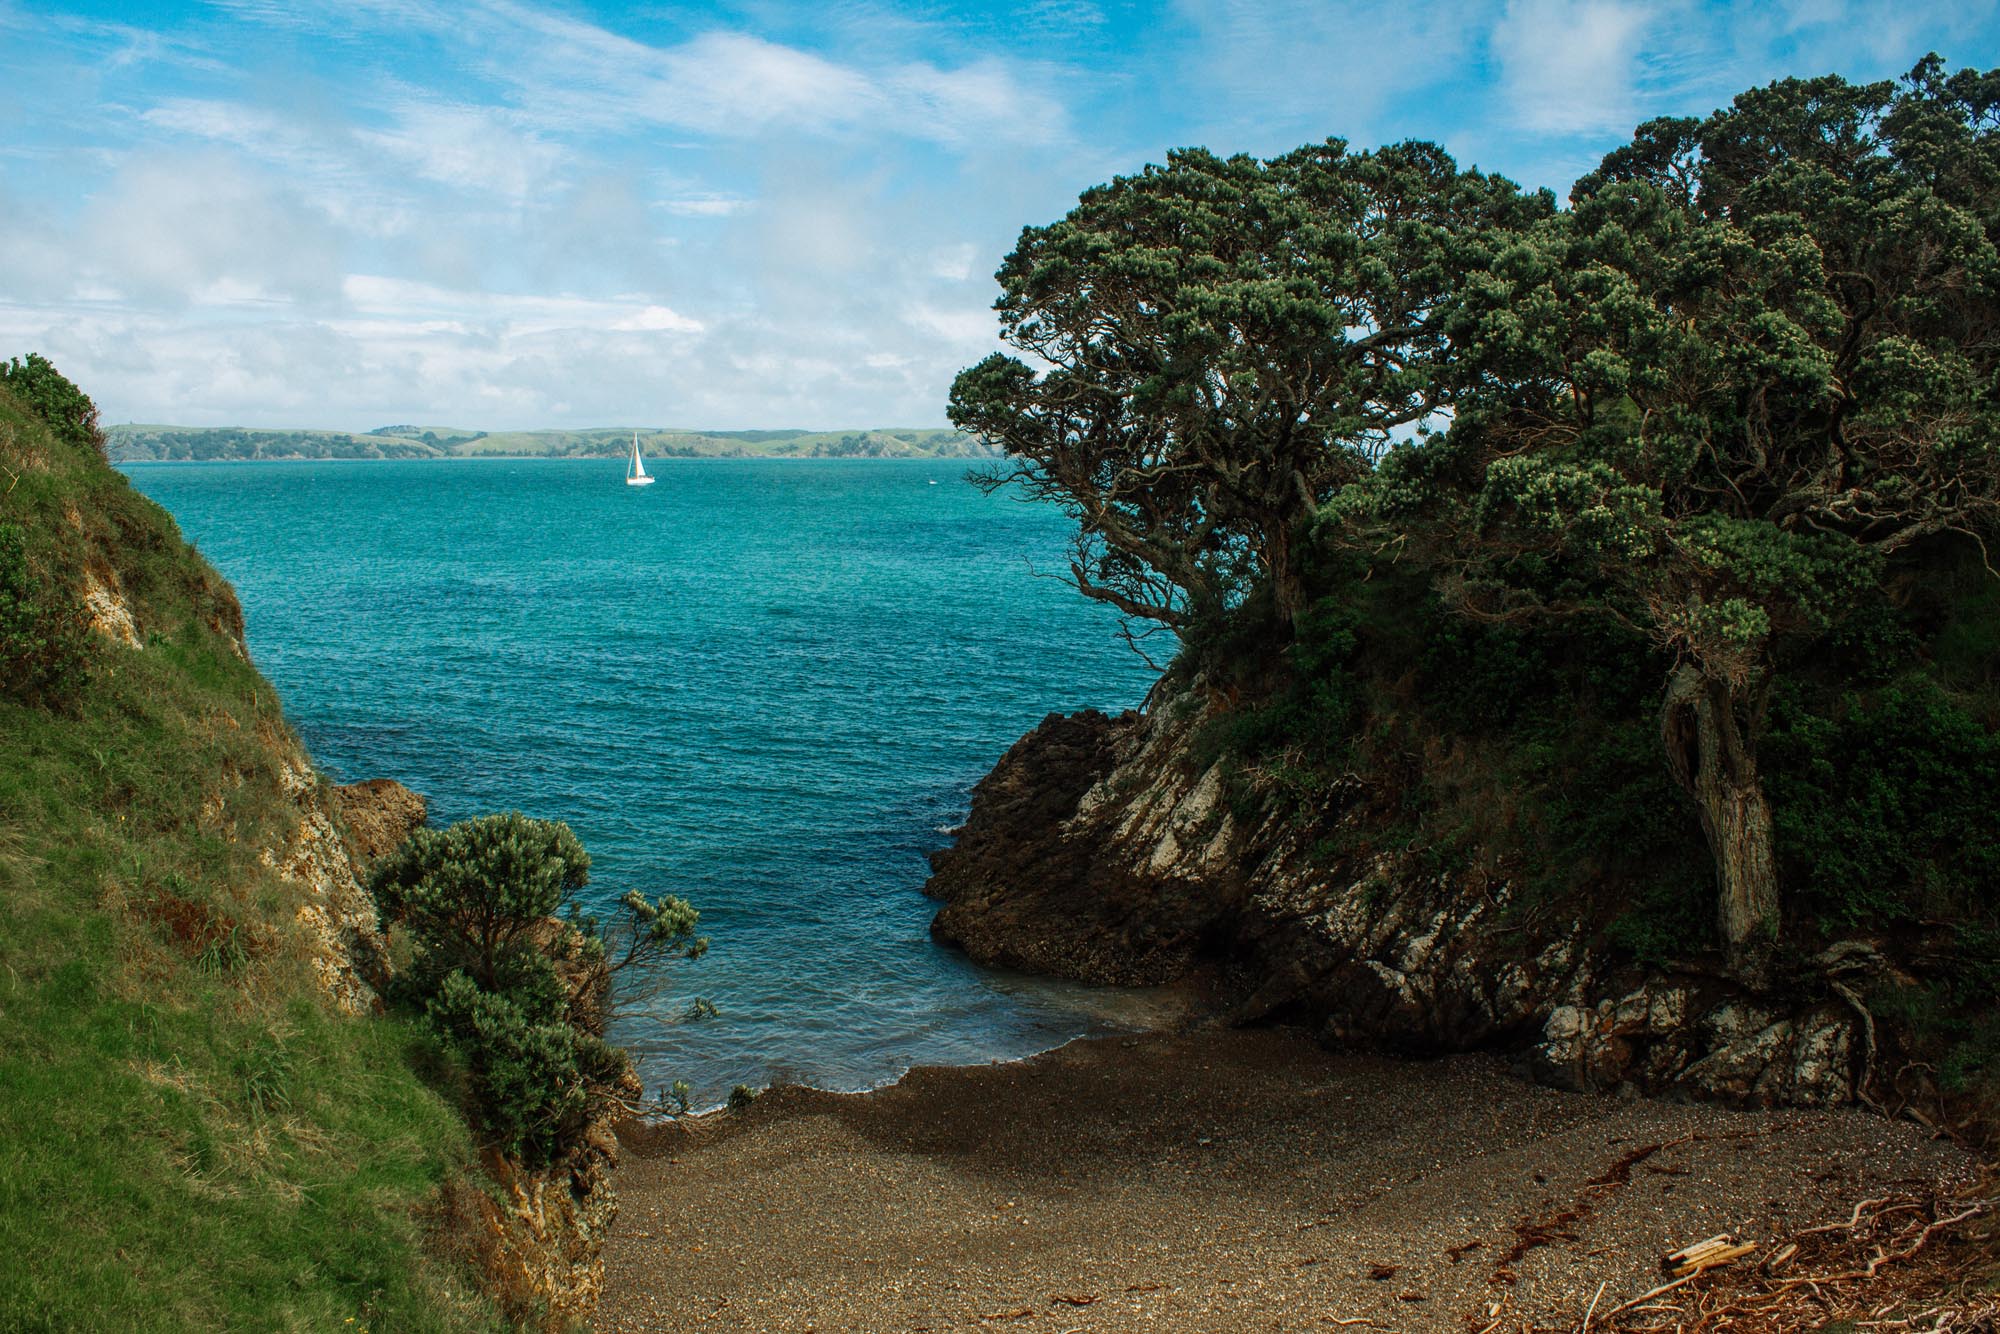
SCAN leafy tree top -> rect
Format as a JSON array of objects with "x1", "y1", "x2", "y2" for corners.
[
  {"x1": 950, "y1": 140, "x2": 1549, "y2": 644},
  {"x1": 1334, "y1": 55, "x2": 2000, "y2": 965},
  {"x1": 1403, "y1": 59, "x2": 2000, "y2": 672}
]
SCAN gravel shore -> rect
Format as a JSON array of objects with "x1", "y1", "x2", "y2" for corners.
[{"x1": 601, "y1": 1026, "x2": 1974, "y2": 1332}]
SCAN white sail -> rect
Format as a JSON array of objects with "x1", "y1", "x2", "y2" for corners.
[{"x1": 626, "y1": 430, "x2": 655, "y2": 486}]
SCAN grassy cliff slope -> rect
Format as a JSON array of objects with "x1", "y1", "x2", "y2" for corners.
[{"x1": 0, "y1": 380, "x2": 500, "y2": 1330}]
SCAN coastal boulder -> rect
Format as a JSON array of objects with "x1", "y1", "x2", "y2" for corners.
[
  {"x1": 333, "y1": 776, "x2": 429, "y2": 865},
  {"x1": 928, "y1": 704, "x2": 1256, "y2": 987}
]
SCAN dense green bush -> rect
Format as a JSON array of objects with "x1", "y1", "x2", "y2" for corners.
[
  {"x1": 1, "y1": 353, "x2": 106, "y2": 462},
  {"x1": 374, "y1": 813, "x2": 594, "y2": 1000},
  {"x1": 420, "y1": 971, "x2": 629, "y2": 1163},
  {"x1": 371, "y1": 812, "x2": 707, "y2": 1165},
  {"x1": 0, "y1": 522, "x2": 93, "y2": 709},
  {"x1": 1765, "y1": 680, "x2": 2000, "y2": 931}
]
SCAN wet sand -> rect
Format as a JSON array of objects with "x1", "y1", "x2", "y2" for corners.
[{"x1": 601, "y1": 1026, "x2": 1974, "y2": 1332}]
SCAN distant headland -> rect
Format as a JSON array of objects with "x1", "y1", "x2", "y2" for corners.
[{"x1": 107, "y1": 422, "x2": 993, "y2": 462}]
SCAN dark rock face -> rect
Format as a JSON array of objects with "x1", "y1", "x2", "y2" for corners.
[
  {"x1": 332, "y1": 777, "x2": 428, "y2": 866},
  {"x1": 925, "y1": 686, "x2": 1869, "y2": 1111},
  {"x1": 928, "y1": 709, "x2": 1245, "y2": 986}
]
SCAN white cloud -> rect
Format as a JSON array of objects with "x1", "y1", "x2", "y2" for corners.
[
  {"x1": 212, "y1": 0, "x2": 1068, "y2": 149},
  {"x1": 1707, "y1": 0, "x2": 2000, "y2": 82},
  {"x1": 80, "y1": 153, "x2": 347, "y2": 308},
  {"x1": 1492, "y1": 0, "x2": 1657, "y2": 135},
  {"x1": 886, "y1": 58, "x2": 1067, "y2": 146},
  {"x1": 0, "y1": 186, "x2": 74, "y2": 304},
  {"x1": 137, "y1": 97, "x2": 430, "y2": 239},
  {"x1": 340, "y1": 275, "x2": 704, "y2": 336},
  {"x1": 909, "y1": 302, "x2": 1000, "y2": 346},
  {"x1": 0, "y1": 1, "x2": 1062, "y2": 431},
  {"x1": 1170, "y1": 0, "x2": 1479, "y2": 149},
  {"x1": 140, "y1": 92, "x2": 570, "y2": 223},
  {"x1": 928, "y1": 243, "x2": 978, "y2": 282},
  {"x1": 609, "y1": 304, "x2": 703, "y2": 333},
  {"x1": 140, "y1": 97, "x2": 348, "y2": 177},
  {"x1": 660, "y1": 194, "x2": 751, "y2": 217},
  {"x1": 357, "y1": 102, "x2": 561, "y2": 204},
  {"x1": 650, "y1": 32, "x2": 883, "y2": 136}
]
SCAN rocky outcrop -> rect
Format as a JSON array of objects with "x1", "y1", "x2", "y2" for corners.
[
  {"x1": 927, "y1": 709, "x2": 1241, "y2": 985},
  {"x1": 1524, "y1": 988, "x2": 1861, "y2": 1107},
  {"x1": 258, "y1": 743, "x2": 386, "y2": 1015},
  {"x1": 80, "y1": 564, "x2": 139, "y2": 647},
  {"x1": 333, "y1": 777, "x2": 428, "y2": 866},
  {"x1": 926, "y1": 685, "x2": 1874, "y2": 1110},
  {"x1": 438, "y1": 1099, "x2": 634, "y2": 1333}
]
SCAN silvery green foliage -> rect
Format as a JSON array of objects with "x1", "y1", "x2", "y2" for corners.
[
  {"x1": 370, "y1": 813, "x2": 703, "y2": 1162},
  {"x1": 372, "y1": 812, "x2": 591, "y2": 992}
]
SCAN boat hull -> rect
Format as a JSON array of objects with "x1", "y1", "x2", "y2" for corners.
[{"x1": 626, "y1": 476, "x2": 656, "y2": 486}]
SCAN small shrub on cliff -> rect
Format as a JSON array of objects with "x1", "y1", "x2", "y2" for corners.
[
  {"x1": 0, "y1": 522, "x2": 93, "y2": 710},
  {"x1": 419, "y1": 970, "x2": 628, "y2": 1162},
  {"x1": 373, "y1": 813, "x2": 593, "y2": 998},
  {"x1": 370, "y1": 812, "x2": 707, "y2": 1165}
]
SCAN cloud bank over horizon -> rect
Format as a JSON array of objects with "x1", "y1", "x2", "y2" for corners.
[{"x1": 2, "y1": 0, "x2": 1996, "y2": 430}]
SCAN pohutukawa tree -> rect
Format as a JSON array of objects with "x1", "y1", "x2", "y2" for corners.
[
  {"x1": 957, "y1": 58, "x2": 1999, "y2": 970},
  {"x1": 949, "y1": 140, "x2": 1546, "y2": 656},
  {"x1": 1351, "y1": 58, "x2": 2000, "y2": 971}
]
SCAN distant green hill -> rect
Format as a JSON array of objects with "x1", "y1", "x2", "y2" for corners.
[{"x1": 107, "y1": 423, "x2": 993, "y2": 462}]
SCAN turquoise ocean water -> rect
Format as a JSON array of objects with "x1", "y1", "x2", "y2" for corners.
[{"x1": 124, "y1": 457, "x2": 1160, "y2": 1105}]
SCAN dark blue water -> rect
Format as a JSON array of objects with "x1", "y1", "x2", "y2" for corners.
[{"x1": 124, "y1": 457, "x2": 1162, "y2": 1104}]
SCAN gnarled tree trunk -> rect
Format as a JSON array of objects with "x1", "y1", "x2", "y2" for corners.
[
  {"x1": 1661, "y1": 666, "x2": 1779, "y2": 977},
  {"x1": 1268, "y1": 523, "x2": 1303, "y2": 631}
]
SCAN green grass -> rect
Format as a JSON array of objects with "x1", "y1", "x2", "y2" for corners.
[{"x1": 0, "y1": 384, "x2": 501, "y2": 1332}]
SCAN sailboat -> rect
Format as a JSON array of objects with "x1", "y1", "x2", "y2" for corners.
[{"x1": 625, "y1": 430, "x2": 656, "y2": 487}]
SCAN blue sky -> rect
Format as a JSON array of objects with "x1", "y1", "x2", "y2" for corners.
[{"x1": 2, "y1": 1, "x2": 1996, "y2": 429}]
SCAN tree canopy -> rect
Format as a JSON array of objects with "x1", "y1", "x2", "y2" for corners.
[
  {"x1": 1368, "y1": 58, "x2": 2000, "y2": 968},
  {"x1": 1, "y1": 354, "x2": 106, "y2": 463},
  {"x1": 949, "y1": 140, "x2": 1548, "y2": 653}
]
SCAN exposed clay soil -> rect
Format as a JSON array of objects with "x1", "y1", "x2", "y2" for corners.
[{"x1": 600, "y1": 1026, "x2": 1980, "y2": 1332}]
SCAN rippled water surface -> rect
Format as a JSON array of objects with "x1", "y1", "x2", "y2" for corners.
[{"x1": 125, "y1": 457, "x2": 1160, "y2": 1103}]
